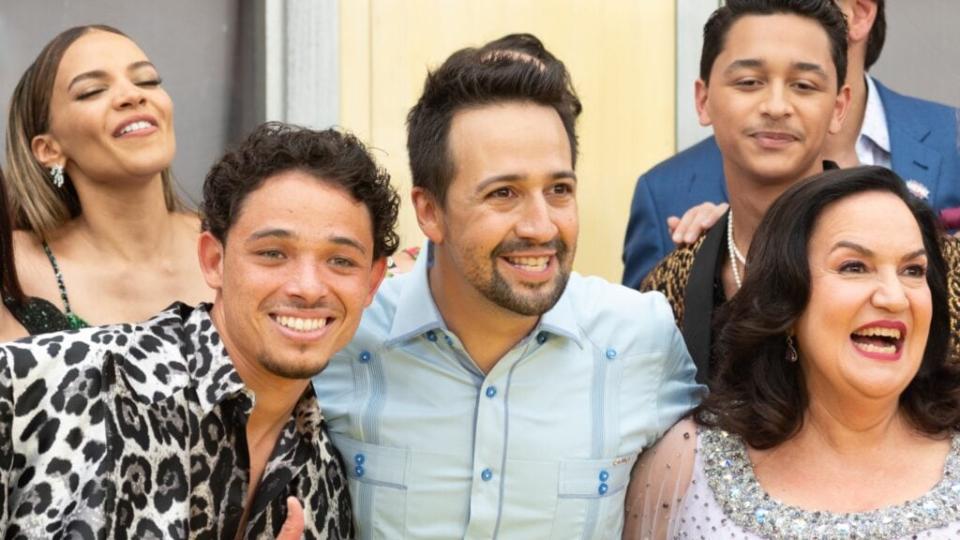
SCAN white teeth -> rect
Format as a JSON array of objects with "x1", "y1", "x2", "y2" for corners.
[
  {"x1": 506, "y1": 256, "x2": 549, "y2": 271},
  {"x1": 853, "y1": 327, "x2": 902, "y2": 340},
  {"x1": 119, "y1": 120, "x2": 152, "y2": 135},
  {"x1": 275, "y1": 315, "x2": 327, "y2": 332},
  {"x1": 853, "y1": 342, "x2": 897, "y2": 355}
]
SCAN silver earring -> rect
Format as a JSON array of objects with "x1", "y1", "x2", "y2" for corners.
[
  {"x1": 49, "y1": 165, "x2": 65, "y2": 188},
  {"x1": 786, "y1": 335, "x2": 798, "y2": 363}
]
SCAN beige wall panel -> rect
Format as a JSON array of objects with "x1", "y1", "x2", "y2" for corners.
[{"x1": 341, "y1": 0, "x2": 676, "y2": 281}]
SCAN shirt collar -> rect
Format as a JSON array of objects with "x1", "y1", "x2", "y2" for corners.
[
  {"x1": 182, "y1": 303, "x2": 249, "y2": 416},
  {"x1": 860, "y1": 75, "x2": 891, "y2": 153},
  {"x1": 386, "y1": 242, "x2": 448, "y2": 346},
  {"x1": 386, "y1": 241, "x2": 583, "y2": 348}
]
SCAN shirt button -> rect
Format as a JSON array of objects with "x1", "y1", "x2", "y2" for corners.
[
  {"x1": 426, "y1": 330, "x2": 437, "y2": 342},
  {"x1": 605, "y1": 347, "x2": 617, "y2": 360},
  {"x1": 598, "y1": 470, "x2": 609, "y2": 482},
  {"x1": 536, "y1": 332, "x2": 548, "y2": 344},
  {"x1": 359, "y1": 351, "x2": 371, "y2": 363},
  {"x1": 355, "y1": 465, "x2": 365, "y2": 477},
  {"x1": 354, "y1": 453, "x2": 365, "y2": 465},
  {"x1": 485, "y1": 386, "x2": 497, "y2": 398},
  {"x1": 481, "y1": 468, "x2": 493, "y2": 481},
  {"x1": 598, "y1": 482, "x2": 608, "y2": 495}
]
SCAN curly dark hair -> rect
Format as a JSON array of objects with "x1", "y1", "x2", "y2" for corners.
[
  {"x1": 700, "y1": 0, "x2": 848, "y2": 91},
  {"x1": 406, "y1": 33, "x2": 582, "y2": 206},
  {"x1": 698, "y1": 166, "x2": 960, "y2": 448},
  {"x1": 201, "y1": 122, "x2": 399, "y2": 259}
]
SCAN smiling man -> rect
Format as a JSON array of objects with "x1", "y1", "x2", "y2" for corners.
[
  {"x1": 623, "y1": 0, "x2": 960, "y2": 289},
  {"x1": 639, "y1": 0, "x2": 851, "y2": 382},
  {"x1": 313, "y1": 34, "x2": 703, "y2": 538},
  {"x1": 0, "y1": 122, "x2": 398, "y2": 538}
]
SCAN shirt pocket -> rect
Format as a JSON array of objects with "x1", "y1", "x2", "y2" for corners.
[
  {"x1": 332, "y1": 436, "x2": 409, "y2": 540},
  {"x1": 551, "y1": 454, "x2": 638, "y2": 539}
]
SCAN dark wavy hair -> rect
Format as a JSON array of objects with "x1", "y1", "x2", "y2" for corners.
[
  {"x1": 201, "y1": 122, "x2": 399, "y2": 259},
  {"x1": 864, "y1": 0, "x2": 886, "y2": 70},
  {"x1": 700, "y1": 0, "x2": 848, "y2": 91},
  {"x1": 0, "y1": 168, "x2": 24, "y2": 304},
  {"x1": 698, "y1": 166, "x2": 960, "y2": 448},
  {"x1": 406, "y1": 33, "x2": 582, "y2": 206}
]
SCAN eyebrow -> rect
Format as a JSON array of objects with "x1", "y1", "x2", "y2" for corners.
[
  {"x1": 329, "y1": 235, "x2": 367, "y2": 255},
  {"x1": 830, "y1": 240, "x2": 927, "y2": 261},
  {"x1": 67, "y1": 60, "x2": 157, "y2": 91},
  {"x1": 723, "y1": 58, "x2": 828, "y2": 78},
  {"x1": 475, "y1": 170, "x2": 578, "y2": 193},
  {"x1": 247, "y1": 228, "x2": 294, "y2": 242},
  {"x1": 246, "y1": 229, "x2": 367, "y2": 255}
]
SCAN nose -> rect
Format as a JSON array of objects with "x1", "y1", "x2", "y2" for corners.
[
  {"x1": 871, "y1": 270, "x2": 910, "y2": 313},
  {"x1": 284, "y1": 259, "x2": 331, "y2": 305},
  {"x1": 112, "y1": 79, "x2": 147, "y2": 109},
  {"x1": 759, "y1": 83, "x2": 792, "y2": 119},
  {"x1": 515, "y1": 194, "x2": 559, "y2": 243}
]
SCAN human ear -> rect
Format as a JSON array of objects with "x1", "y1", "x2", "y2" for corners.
[
  {"x1": 364, "y1": 257, "x2": 388, "y2": 306},
  {"x1": 694, "y1": 79, "x2": 713, "y2": 127},
  {"x1": 412, "y1": 187, "x2": 445, "y2": 244},
  {"x1": 197, "y1": 231, "x2": 225, "y2": 290},
  {"x1": 30, "y1": 134, "x2": 64, "y2": 168},
  {"x1": 829, "y1": 84, "x2": 853, "y2": 135}
]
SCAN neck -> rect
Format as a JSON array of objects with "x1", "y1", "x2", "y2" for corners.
[
  {"x1": 824, "y1": 53, "x2": 868, "y2": 167},
  {"x1": 209, "y1": 301, "x2": 307, "y2": 444},
  {"x1": 724, "y1": 159, "x2": 825, "y2": 255},
  {"x1": 428, "y1": 248, "x2": 539, "y2": 373},
  {"x1": 798, "y1": 394, "x2": 906, "y2": 456},
  {"x1": 65, "y1": 172, "x2": 183, "y2": 260}
]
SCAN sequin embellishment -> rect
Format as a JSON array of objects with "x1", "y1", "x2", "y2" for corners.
[{"x1": 700, "y1": 426, "x2": 960, "y2": 539}]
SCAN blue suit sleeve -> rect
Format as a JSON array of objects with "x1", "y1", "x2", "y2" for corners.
[{"x1": 622, "y1": 175, "x2": 669, "y2": 289}]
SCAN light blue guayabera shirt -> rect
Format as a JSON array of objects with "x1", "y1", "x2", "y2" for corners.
[{"x1": 313, "y1": 247, "x2": 704, "y2": 539}]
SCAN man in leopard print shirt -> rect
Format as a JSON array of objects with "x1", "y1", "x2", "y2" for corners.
[{"x1": 0, "y1": 123, "x2": 399, "y2": 538}]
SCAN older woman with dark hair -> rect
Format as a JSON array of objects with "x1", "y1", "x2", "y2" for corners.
[{"x1": 624, "y1": 166, "x2": 960, "y2": 539}]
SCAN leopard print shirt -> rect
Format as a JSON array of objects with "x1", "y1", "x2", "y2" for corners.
[
  {"x1": 642, "y1": 235, "x2": 960, "y2": 363},
  {"x1": 0, "y1": 303, "x2": 354, "y2": 539}
]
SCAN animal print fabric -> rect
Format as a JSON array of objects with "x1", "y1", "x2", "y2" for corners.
[{"x1": 0, "y1": 303, "x2": 354, "y2": 539}]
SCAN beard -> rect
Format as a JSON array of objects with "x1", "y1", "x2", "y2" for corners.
[
  {"x1": 464, "y1": 237, "x2": 573, "y2": 316},
  {"x1": 256, "y1": 348, "x2": 330, "y2": 380}
]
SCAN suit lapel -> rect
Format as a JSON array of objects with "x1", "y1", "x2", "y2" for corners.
[
  {"x1": 877, "y1": 81, "x2": 942, "y2": 201},
  {"x1": 681, "y1": 212, "x2": 727, "y2": 384}
]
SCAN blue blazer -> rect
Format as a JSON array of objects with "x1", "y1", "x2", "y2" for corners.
[{"x1": 621, "y1": 79, "x2": 960, "y2": 289}]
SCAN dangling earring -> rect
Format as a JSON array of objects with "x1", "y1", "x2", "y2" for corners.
[
  {"x1": 785, "y1": 335, "x2": 799, "y2": 363},
  {"x1": 49, "y1": 164, "x2": 65, "y2": 188}
]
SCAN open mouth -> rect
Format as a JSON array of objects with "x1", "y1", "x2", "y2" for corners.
[
  {"x1": 113, "y1": 118, "x2": 158, "y2": 137},
  {"x1": 850, "y1": 325, "x2": 905, "y2": 357},
  {"x1": 271, "y1": 314, "x2": 331, "y2": 333},
  {"x1": 503, "y1": 255, "x2": 550, "y2": 272}
]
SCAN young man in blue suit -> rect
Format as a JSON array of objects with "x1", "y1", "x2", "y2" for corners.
[{"x1": 622, "y1": 0, "x2": 960, "y2": 288}]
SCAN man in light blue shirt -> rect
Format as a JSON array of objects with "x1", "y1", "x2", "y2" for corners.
[{"x1": 313, "y1": 34, "x2": 704, "y2": 539}]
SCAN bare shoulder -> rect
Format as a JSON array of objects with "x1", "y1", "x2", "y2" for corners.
[
  {"x1": 11, "y1": 230, "x2": 58, "y2": 298},
  {"x1": 0, "y1": 305, "x2": 27, "y2": 342}
]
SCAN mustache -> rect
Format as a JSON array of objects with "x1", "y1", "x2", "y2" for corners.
[
  {"x1": 266, "y1": 300, "x2": 335, "y2": 311},
  {"x1": 744, "y1": 123, "x2": 803, "y2": 139},
  {"x1": 491, "y1": 238, "x2": 569, "y2": 258}
]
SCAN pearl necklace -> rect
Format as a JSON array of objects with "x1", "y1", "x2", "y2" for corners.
[{"x1": 727, "y1": 210, "x2": 745, "y2": 289}]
